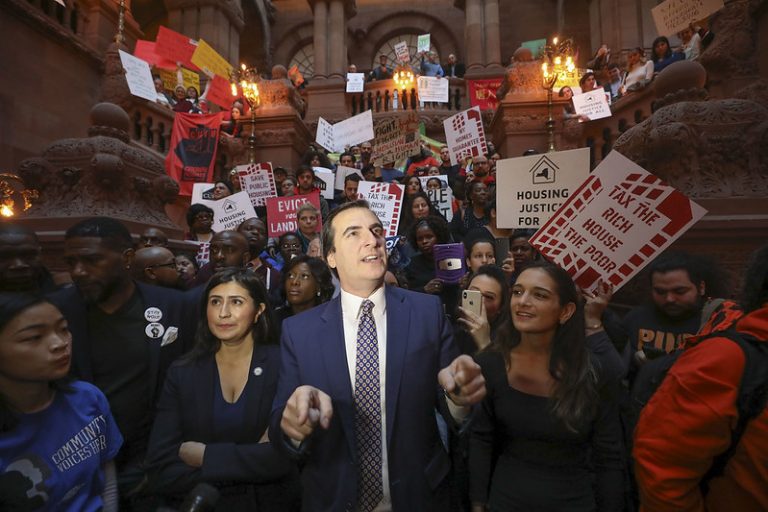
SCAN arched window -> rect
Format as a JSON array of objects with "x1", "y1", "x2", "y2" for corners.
[
  {"x1": 289, "y1": 44, "x2": 314, "y2": 79},
  {"x1": 373, "y1": 34, "x2": 438, "y2": 69}
]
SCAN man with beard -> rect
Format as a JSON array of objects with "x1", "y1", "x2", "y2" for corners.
[
  {"x1": 48, "y1": 217, "x2": 195, "y2": 509},
  {"x1": 0, "y1": 223, "x2": 58, "y2": 293},
  {"x1": 621, "y1": 252, "x2": 717, "y2": 364},
  {"x1": 132, "y1": 246, "x2": 182, "y2": 289}
]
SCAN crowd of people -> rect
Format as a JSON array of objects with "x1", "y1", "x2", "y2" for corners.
[{"x1": 1, "y1": 146, "x2": 766, "y2": 511}]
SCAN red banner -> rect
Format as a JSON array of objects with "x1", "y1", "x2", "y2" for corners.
[
  {"x1": 467, "y1": 78, "x2": 504, "y2": 111},
  {"x1": 165, "y1": 112, "x2": 223, "y2": 196},
  {"x1": 155, "y1": 26, "x2": 199, "y2": 71},
  {"x1": 265, "y1": 192, "x2": 322, "y2": 238},
  {"x1": 134, "y1": 40, "x2": 176, "y2": 70}
]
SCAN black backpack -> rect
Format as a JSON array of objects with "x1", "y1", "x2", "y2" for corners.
[{"x1": 630, "y1": 329, "x2": 768, "y2": 487}]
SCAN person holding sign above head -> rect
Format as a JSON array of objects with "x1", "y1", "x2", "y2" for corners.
[
  {"x1": 469, "y1": 262, "x2": 624, "y2": 512},
  {"x1": 270, "y1": 200, "x2": 486, "y2": 511}
]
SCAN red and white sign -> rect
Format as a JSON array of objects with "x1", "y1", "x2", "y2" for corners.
[
  {"x1": 235, "y1": 163, "x2": 277, "y2": 207},
  {"x1": 265, "y1": 192, "x2": 322, "y2": 238},
  {"x1": 443, "y1": 106, "x2": 488, "y2": 165},
  {"x1": 467, "y1": 78, "x2": 504, "y2": 110},
  {"x1": 358, "y1": 182, "x2": 405, "y2": 237},
  {"x1": 530, "y1": 151, "x2": 707, "y2": 292},
  {"x1": 571, "y1": 89, "x2": 612, "y2": 121}
]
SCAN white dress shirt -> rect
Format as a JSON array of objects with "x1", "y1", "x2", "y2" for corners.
[{"x1": 340, "y1": 286, "x2": 391, "y2": 512}]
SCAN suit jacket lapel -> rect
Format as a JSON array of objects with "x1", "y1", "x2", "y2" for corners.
[
  {"x1": 385, "y1": 287, "x2": 410, "y2": 447},
  {"x1": 320, "y1": 298, "x2": 357, "y2": 457},
  {"x1": 197, "y1": 358, "x2": 217, "y2": 438}
]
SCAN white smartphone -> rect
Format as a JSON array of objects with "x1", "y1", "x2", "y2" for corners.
[{"x1": 462, "y1": 289, "x2": 483, "y2": 317}]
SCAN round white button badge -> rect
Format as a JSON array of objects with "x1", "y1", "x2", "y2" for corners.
[
  {"x1": 252, "y1": 367, "x2": 263, "y2": 377},
  {"x1": 145, "y1": 322, "x2": 165, "y2": 339},
  {"x1": 144, "y1": 307, "x2": 163, "y2": 322}
]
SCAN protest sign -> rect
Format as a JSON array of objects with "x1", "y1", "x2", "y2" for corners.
[
  {"x1": 159, "y1": 67, "x2": 201, "y2": 93},
  {"x1": 529, "y1": 151, "x2": 707, "y2": 292},
  {"x1": 417, "y1": 34, "x2": 431, "y2": 53},
  {"x1": 334, "y1": 165, "x2": 364, "y2": 190},
  {"x1": 206, "y1": 75, "x2": 235, "y2": 109},
  {"x1": 358, "y1": 182, "x2": 405, "y2": 237},
  {"x1": 118, "y1": 50, "x2": 157, "y2": 102},
  {"x1": 165, "y1": 112, "x2": 223, "y2": 196},
  {"x1": 346, "y1": 73, "x2": 365, "y2": 93},
  {"x1": 467, "y1": 78, "x2": 503, "y2": 110},
  {"x1": 191, "y1": 183, "x2": 217, "y2": 205},
  {"x1": 315, "y1": 111, "x2": 374, "y2": 152},
  {"x1": 210, "y1": 191, "x2": 258, "y2": 232},
  {"x1": 155, "y1": 26, "x2": 198, "y2": 70},
  {"x1": 417, "y1": 76, "x2": 449, "y2": 103},
  {"x1": 572, "y1": 89, "x2": 612, "y2": 120},
  {"x1": 496, "y1": 148, "x2": 590, "y2": 229},
  {"x1": 652, "y1": 0, "x2": 723, "y2": 36},
  {"x1": 193, "y1": 241, "x2": 210, "y2": 267},
  {"x1": 235, "y1": 163, "x2": 277, "y2": 207},
  {"x1": 394, "y1": 41, "x2": 410, "y2": 63},
  {"x1": 443, "y1": 107, "x2": 488, "y2": 165},
  {"x1": 371, "y1": 111, "x2": 421, "y2": 164},
  {"x1": 313, "y1": 167, "x2": 335, "y2": 200},
  {"x1": 265, "y1": 192, "x2": 321, "y2": 237},
  {"x1": 521, "y1": 38, "x2": 547, "y2": 57},
  {"x1": 191, "y1": 39, "x2": 233, "y2": 79},
  {"x1": 425, "y1": 179, "x2": 454, "y2": 222},
  {"x1": 288, "y1": 65, "x2": 305, "y2": 87},
  {"x1": 134, "y1": 40, "x2": 176, "y2": 70}
]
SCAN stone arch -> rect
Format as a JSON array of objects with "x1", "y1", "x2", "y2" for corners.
[
  {"x1": 273, "y1": 22, "x2": 315, "y2": 75},
  {"x1": 362, "y1": 11, "x2": 462, "y2": 65}
]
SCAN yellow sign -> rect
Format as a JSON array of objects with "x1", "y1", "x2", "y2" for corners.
[
  {"x1": 191, "y1": 39, "x2": 233, "y2": 79},
  {"x1": 158, "y1": 67, "x2": 201, "y2": 93}
]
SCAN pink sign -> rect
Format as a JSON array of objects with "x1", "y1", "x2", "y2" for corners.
[
  {"x1": 529, "y1": 152, "x2": 707, "y2": 292},
  {"x1": 265, "y1": 192, "x2": 322, "y2": 238},
  {"x1": 155, "y1": 26, "x2": 199, "y2": 71},
  {"x1": 134, "y1": 40, "x2": 176, "y2": 70}
]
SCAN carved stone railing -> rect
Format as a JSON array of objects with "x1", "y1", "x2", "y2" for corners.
[
  {"x1": 346, "y1": 78, "x2": 466, "y2": 116},
  {"x1": 127, "y1": 100, "x2": 175, "y2": 155},
  {"x1": 24, "y1": 0, "x2": 83, "y2": 35}
]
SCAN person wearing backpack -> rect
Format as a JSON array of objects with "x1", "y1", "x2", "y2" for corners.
[{"x1": 634, "y1": 243, "x2": 768, "y2": 511}]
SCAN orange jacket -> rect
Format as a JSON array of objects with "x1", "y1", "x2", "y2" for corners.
[{"x1": 634, "y1": 305, "x2": 768, "y2": 512}]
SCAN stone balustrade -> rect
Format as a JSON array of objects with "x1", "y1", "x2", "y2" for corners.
[
  {"x1": 127, "y1": 101, "x2": 175, "y2": 155},
  {"x1": 345, "y1": 78, "x2": 467, "y2": 117}
]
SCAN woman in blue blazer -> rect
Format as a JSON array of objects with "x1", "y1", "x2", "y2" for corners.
[{"x1": 146, "y1": 269, "x2": 299, "y2": 510}]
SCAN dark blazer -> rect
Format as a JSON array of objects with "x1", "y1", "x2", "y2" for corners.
[
  {"x1": 270, "y1": 286, "x2": 459, "y2": 512},
  {"x1": 443, "y1": 62, "x2": 466, "y2": 78},
  {"x1": 48, "y1": 282, "x2": 196, "y2": 407},
  {"x1": 146, "y1": 345, "x2": 296, "y2": 502}
]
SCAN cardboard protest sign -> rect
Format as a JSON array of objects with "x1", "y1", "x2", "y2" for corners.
[
  {"x1": 529, "y1": 151, "x2": 707, "y2": 292},
  {"x1": 191, "y1": 39, "x2": 233, "y2": 79},
  {"x1": 235, "y1": 163, "x2": 277, "y2": 207},
  {"x1": 191, "y1": 183, "x2": 217, "y2": 205},
  {"x1": 334, "y1": 165, "x2": 364, "y2": 190},
  {"x1": 371, "y1": 112, "x2": 421, "y2": 164},
  {"x1": 312, "y1": 167, "x2": 335, "y2": 200},
  {"x1": 155, "y1": 26, "x2": 198, "y2": 70},
  {"x1": 652, "y1": 0, "x2": 723, "y2": 36},
  {"x1": 193, "y1": 241, "x2": 210, "y2": 267},
  {"x1": 346, "y1": 73, "x2": 365, "y2": 93},
  {"x1": 165, "y1": 112, "x2": 223, "y2": 196},
  {"x1": 134, "y1": 40, "x2": 176, "y2": 70},
  {"x1": 159, "y1": 67, "x2": 200, "y2": 93},
  {"x1": 417, "y1": 76, "x2": 449, "y2": 103},
  {"x1": 444, "y1": 107, "x2": 488, "y2": 165},
  {"x1": 427, "y1": 186, "x2": 454, "y2": 222},
  {"x1": 467, "y1": 79, "x2": 503, "y2": 110},
  {"x1": 571, "y1": 89, "x2": 612, "y2": 120},
  {"x1": 288, "y1": 65, "x2": 305, "y2": 87},
  {"x1": 417, "y1": 34, "x2": 431, "y2": 53},
  {"x1": 496, "y1": 148, "x2": 590, "y2": 229},
  {"x1": 394, "y1": 41, "x2": 410, "y2": 63},
  {"x1": 118, "y1": 50, "x2": 157, "y2": 102},
  {"x1": 358, "y1": 182, "x2": 405, "y2": 237},
  {"x1": 208, "y1": 191, "x2": 258, "y2": 232},
  {"x1": 206, "y1": 75, "x2": 235, "y2": 109},
  {"x1": 315, "y1": 111, "x2": 374, "y2": 153},
  {"x1": 265, "y1": 192, "x2": 321, "y2": 238}
]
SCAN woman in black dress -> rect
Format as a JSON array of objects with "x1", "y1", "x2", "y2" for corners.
[{"x1": 470, "y1": 262, "x2": 623, "y2": 512}]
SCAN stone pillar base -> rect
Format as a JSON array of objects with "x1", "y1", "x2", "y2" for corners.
[
  {"x1": 304, "y1": 77, "x2": 348, "y2": 122},
  {"x1": 490, "y1": 96, "x2": 570, "y2": 157},
  {"x1": 235, "y1": 110, "x2": 312, "y2": 170}
]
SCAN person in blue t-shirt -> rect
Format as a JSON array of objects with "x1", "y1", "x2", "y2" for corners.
[{"x1": 0, "y1": 293, "x2": 123, "y2": 511}]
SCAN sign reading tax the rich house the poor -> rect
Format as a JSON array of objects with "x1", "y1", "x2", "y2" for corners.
[
  {"x1": 496, "y1": 148, "x2": 590, "y2": 229},
  {"x1": 529, "y1": 151, "x2": 707, "y2": 293},
  {"x1": 358, "y1": 181, "x2": 405, "y2": 237}
]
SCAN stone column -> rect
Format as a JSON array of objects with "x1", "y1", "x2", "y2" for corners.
[
  {"x1": 312, "y1": 0, "x2": 328, "y2": 77},
  {"x1": 464, "y1": 0, "x2": 484, "y2": 69},
  {"x1": 164, "y1": 0, "x2": 245, "y2": 64},
  {"x1": 328, "y1": 0, "x2": 345, "y2": 77},
  {"x1": 483, "y1": 0, "x2": 501, "y2": 66}
]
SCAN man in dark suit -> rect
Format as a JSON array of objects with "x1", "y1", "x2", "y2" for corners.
[
  {"x1": 49, "y1": 217, "x2": 195, "y2": 508},
  {"x1": 270, "y1": 200, "x2": 486, "y2": 511},
  {"x1": 443, "y1": 54, "x2": 465, "y2": 78}
]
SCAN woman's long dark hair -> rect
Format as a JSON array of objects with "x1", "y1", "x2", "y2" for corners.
[
  {"x1": 490, "y1": 261, "x2": 597, "y2": 431},
  {"x1": 0, "y1": 293, "x2": 72, "y2": 432},
  {"x1": 281, "y1": 255, "x2": 335, "y2": 307},
  {"x1": 184, "y1": 269, "x2": 279, "y2": 363},
  {"x1": 651, "y1": 36, "x2": 672, "y2": 62},
  {"x1": 399, "y1": 191, "x2": 443, "y2": 234}
]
